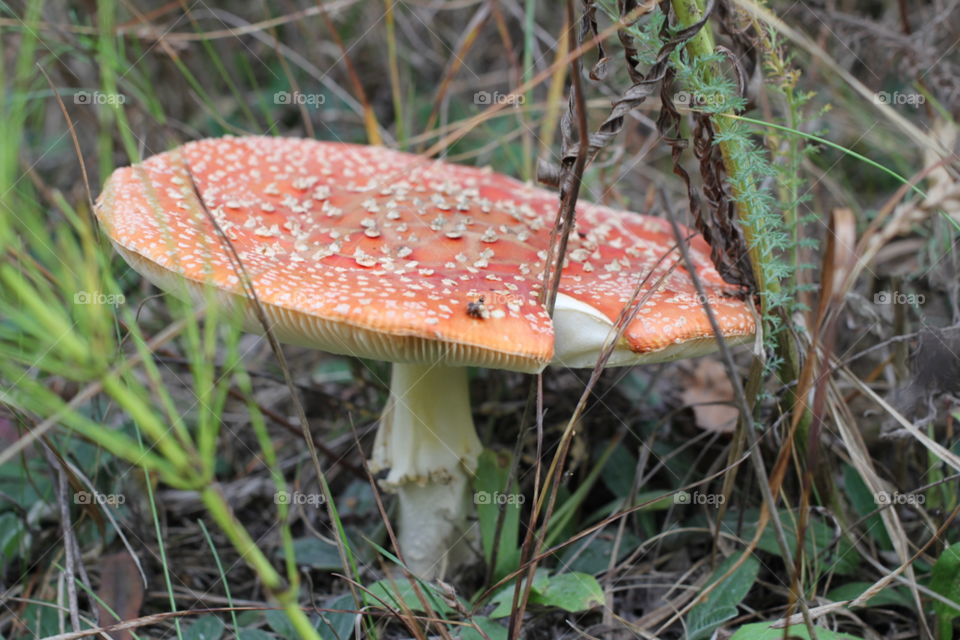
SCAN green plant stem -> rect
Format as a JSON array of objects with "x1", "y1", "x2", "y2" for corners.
[
  {"x1": 784, "y1": 86, "x2": 802, "y2": 295},
  {"x1": 139, "y1": 428, "x2": 184, "y2": 640},
  {"x1": 671, "y1": 0, "x2": 805, "y2": 424},
  {"x1": 671, "y1": 0, "x2": 776, "y2": 305},
  {"x1": 384, "y1": 0, "x2": 406, "y2": 147},
  {"x1": 200, "y1": 486, "x2": 322, "y2": 640},
  {"x1": 0, "y1": 265, "x2": 87, "y2": 362},
  {"x1": 522, "y1": 0, "x2": 536, "y2": 180},
  {"x1": 100, "y1": 373, "x2": 197, "y2": 469},
  {"x1": 198, "y1": 519, "x2": 241, "y2": 634},
  {"x1": 771, "y1": 91, "x2": 812, "y2": 449},
  {"x1": 96, "y1": 0, "x2": 139, "y2": 167},
  {"x1": 229, "y1": 341, "x2": 300, "y2": 590}
]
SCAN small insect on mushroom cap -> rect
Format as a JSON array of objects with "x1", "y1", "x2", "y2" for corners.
[{"x1": 466, "y1": 296, "x2": 490, "y2": 320}]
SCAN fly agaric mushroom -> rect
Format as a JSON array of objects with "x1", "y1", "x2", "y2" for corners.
[{"x1": 95, "y1": 136, "x2": 755, "y2": 578}]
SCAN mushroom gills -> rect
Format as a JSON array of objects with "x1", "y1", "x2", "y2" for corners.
[{"x1": 552, "y1": 292, "x2": 635, "y2": 367}]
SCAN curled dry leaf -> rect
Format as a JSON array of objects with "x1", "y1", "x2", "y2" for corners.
[{"x1": 680, "y1": 358, "x2": 739, "y2": 433}]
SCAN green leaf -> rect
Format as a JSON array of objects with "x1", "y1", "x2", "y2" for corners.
[
  {"x1": 729, "y1": 622, "x2": 863, "y2": 639},
  {"x1": 236, "y1": 629, "x2": 273, "y2": 640},
  {"x1": 723, "y1": 509, "x2": 859, "y2": 576},
  {"x1": 528, "y1": 573, "x2": 605, "y2": 613},
  {"x1": 686, "y1": 554, "x2": 760, "y2": 640},
  {"x1": 842, "y1": 464, "x2": 891, "y2": 549},
  {"x1": 363, "y1": 578, "x2": 452, "y2": 614},
  {"x1": 487, "y1": 569, "x2": 551, "y2": 618},
  {"x1": 311, "y1": 357, "x2": 354, "y2": 384},
  {"x1": 314, "y1": 594, "x2": 356, "y2": 640},
  {"x1": 931, "y1": 541, "x2": 960, "y2": 640},
  {"x1": 235, "y1": 611, "x2": 261, "y2": 628},
  {"x1": 183, "y1": 616, "x2": 225, "y2": 640},
  {"x1": 337, "y1": 479, "x2": 377, "y2": 517},
  {"x1": 652, "y1": 440, "x2": 696, "y2": 487},
  {"x1": 0, "y1": 460, "x2": 54, "y2": 510},
  {"x1": 474, "y1": 449, "x2": 522, "y2": 581},
  {"x1": 560, "y1": 530, "x2": 642, "y2": 574},
  {"x1": 600, "y1": 445, "x2": 636, "y2": 498},
  {"x1": 631, "y1": 490, "x2": 679, "y2": 511},
  {"x1": 456, "y1": 617, "x2": 508, "y2": 640},
  {"x1": 265, "y1": 610, "x2": 297, "y2": 640},
  {"x1": 0, "y1": 512, "x2": 27, "y2": 569},
  {"x1": 826, "y1": 581, "x2": 912, "y2": 609},
  {"x1": 283, "y1": 537, "x2": 343, "y2": 571},
  {"x1": 18, "y1": 603, "x2": 60, "y2": 638},
  {"x1": 544, "y1": 442, "x2": 618, "y2": 549},
  {"x1": 614, "y1": 370, "x2": 659, "y2": 404}
]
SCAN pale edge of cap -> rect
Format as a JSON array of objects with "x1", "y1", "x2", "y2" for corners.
[{"x1": 551, "y1": 292, "x2": 753, "y2": 368}]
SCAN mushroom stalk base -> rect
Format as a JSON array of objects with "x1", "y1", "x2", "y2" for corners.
[{"x1": 371, "y1": 363, "x2": 482, "y2": 579}]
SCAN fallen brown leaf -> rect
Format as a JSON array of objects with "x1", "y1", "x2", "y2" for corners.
[
  {"x1": 95, "y1": 552, "x2": 144, "y2": 640},
  {"x1": 680, "y1": 358, "x2": 739, "y2": 433}
]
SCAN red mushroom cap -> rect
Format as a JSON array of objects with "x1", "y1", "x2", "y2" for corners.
[
  {"x1": 554, "y1": 202, "x2": 756, "y2": 366},
  {"x1": 95, "y1": 136, "x2": 755, "y2": 372}
]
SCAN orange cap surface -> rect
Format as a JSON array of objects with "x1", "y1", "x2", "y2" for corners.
[{"x1": 95, "y1": 136, "x2": 755, "y2": 372}]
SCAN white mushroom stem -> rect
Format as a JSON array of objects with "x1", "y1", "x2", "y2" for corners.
[{"x1": 370, "y1": 362, "x2": 482, "y2": 578}]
